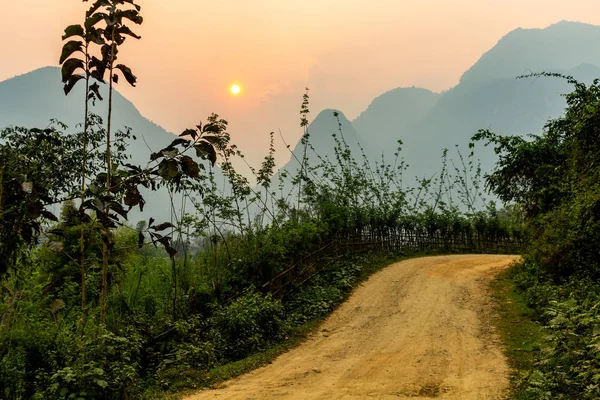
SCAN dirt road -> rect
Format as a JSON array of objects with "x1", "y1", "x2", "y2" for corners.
[{"x1": 185, "y1": 254, "x2": 519, "y2": 400}]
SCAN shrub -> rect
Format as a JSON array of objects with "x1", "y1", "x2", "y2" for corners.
[
  {"x1": 209, "y1": 289, "x2": 286, "y2": 361},
  {"x1": 39, "y1": 329, "x2": 143, "y2": 400}
]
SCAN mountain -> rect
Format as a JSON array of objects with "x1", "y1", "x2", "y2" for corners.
[
  {"x1": 270, "y1": 109, "x2": 372, "y2": 197},
  {"x1": 0, "y1": 67, "x2": 221, "y2": 224},
  {"x1": 0, "y1": 67, "x2": 173, "y2": 165},
  {"x1": 350, "y1": 21, "x2": 600, "y2": 183},
  {"x1": 459, "y1": 21, "x2": 600, "y2": 88},
  {"x1": 292, "y1": 109, "x2": 368, "y2": 163},
  {"x1": 289, "y1": 109, "x2": 369, "y2": 170},
  {"x1": 406, "y1": 64, "x2": 600, "y2": 178},
  {"x1": 353, "y1": 87, "x2": 440, "y2": 147},
  {"x1": 6, "y1": 21, "x2": 600, "y2": 216}
]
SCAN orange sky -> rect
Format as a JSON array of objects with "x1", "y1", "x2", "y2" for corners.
[{"x1": 2, "y1": 0, "x2": 600, "y2": 167}]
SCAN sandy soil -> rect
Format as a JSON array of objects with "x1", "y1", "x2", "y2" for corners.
[{"x1": 184, "y1": 254, "x2": 520, "y2": 400}]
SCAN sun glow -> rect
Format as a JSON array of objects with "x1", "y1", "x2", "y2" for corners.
[{"x1": 230, "y1": 84, "x2": 241, "y2": 95}]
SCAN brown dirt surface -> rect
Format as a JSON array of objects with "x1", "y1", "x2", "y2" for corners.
[{"x1": 184, "y1": 254, "x2": 520, "y2": 400}]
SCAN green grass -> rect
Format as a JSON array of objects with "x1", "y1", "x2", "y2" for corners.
[{"x1": 489, "y1": 266, "x2": 547, "y2": 398}]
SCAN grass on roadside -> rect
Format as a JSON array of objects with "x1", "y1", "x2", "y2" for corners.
[{"x1": 489, "y1": 265, "x2": 547, "y2": 398}]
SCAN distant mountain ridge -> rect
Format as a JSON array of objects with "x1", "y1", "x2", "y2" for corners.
[
  {"x1": 0, "y1": 67, "x2": 225, "y2": 223},
  {"x1": 459, "y1": 21, "x2": 600, "y2": 87},
  {"x1": 270, "y1": 109, "x2": 369, "y2": 196},
  {"x1": 348, "y1": 21, "x2": 600, "y2": 183},
  {"x1": 0, "y1": 66, "x2": 173, "y2": 165},
  {"x1": 353, "y1": 87, "x2": 440, "y2": 147},
  {"x1": 291, "y1": 109, "x2": 367, "y2": 161}
]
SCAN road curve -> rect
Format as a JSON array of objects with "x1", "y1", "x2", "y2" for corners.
[{"x1": 184, "y1": 254, "x2": 519, "y2": 400}]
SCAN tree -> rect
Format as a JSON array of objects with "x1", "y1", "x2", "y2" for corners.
[{"x1": 473, "y1": 73, "x2": 600, "y2": 277}]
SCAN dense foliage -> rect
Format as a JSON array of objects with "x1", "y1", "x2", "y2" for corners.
[{"x1": 475, "y1": 74, "x2": 600, "y2": 399}]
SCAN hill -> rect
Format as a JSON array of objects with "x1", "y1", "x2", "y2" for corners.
[
  {"x1": 272, "y1": 109, "x2": 372, "y2": 197},
  {"x1": 0, "y1": 67, "x2": 223, "y2": 224},
  {"x1": 353, "y1": 87, "x2": 440, "y2": 146},
  {"x1": 349, "y1": 21, "x2": 600, "y2": 183},
  {"x1": 0, "y1": 66, "x2": 175, "y2": 165},
  {"x1": 459, "y1": 21, "x2": 600, "y2": 88}
]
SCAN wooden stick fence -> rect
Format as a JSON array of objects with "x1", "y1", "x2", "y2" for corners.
[{"x1": 262, "y1": 229, "x2": 525, "y2": 297}]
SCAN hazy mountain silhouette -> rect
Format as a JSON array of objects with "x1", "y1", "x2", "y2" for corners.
[
  {"x1": 349, "y1": 21, "x2": 600, "y2": 183},
  {"x1": 0, "y1": 67, "x2": 224, "y2": 224},
  {"x1": 460, "y1": 21, "x2": 600, "y2": 88},
  {"x1": 404, "y1": 64, "x2": 600, "y2": 180},
  {"x1": 0, "y1": 67, "x2": 174, "y2": 164},
  {"x1": 292, "y1": 109, "x2": 368, "y2": 163},
  {"x1": 271, "y1": 109, "x2": 372, "y2": 197},
  {"x1": 353, "y1": 87, "x2": 440, "y2": 146}
]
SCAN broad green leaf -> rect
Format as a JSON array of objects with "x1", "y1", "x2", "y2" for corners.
[
  {"x1": 203, "y1": 123, "x2": 221, "y2": 134},
  {"x1": 195, "y1": 141, "x2": 217, "y2": 166},
  {"x1": 158, "y1": 159, "x2": 179, "y2": 180},
  {"x1": 62, "y1": 24, "x2": 84, "y2": 40},
  {"x1": 89, "y1": 56, "x2": 107, "y2": 82},
  {"x1": 157, "y1": 236, "x2": 177, "y2": 257},
  {"x1": 114, "y1": 64, "x2": 137, "y2": 86},
  {"x1": 94, "y1": 379, "x2": 108, "y2": 389},
  {"x1": 89, "y1": 82, "x2": 104, "y2": 101},
  {"x1": 161, "y1": 149, "x2": 178, "y2": 158},
  {"x1": 202, "y1": 135, "x2": 223, "y2": 146},
  {"x1": 152, "y1": 222, "x2": 175, "y2": 231},
  {"x1": 118, "y1": 9, "x2": 143, "y2": 25},
  {"x1": 181, "y1": 155, "x2": 200, "y2": 178},
  {"x1": 121, "y1": 0, "x2": 142, "y2": 11},
  {"x1": 92, "y1": 197, "x2": 104, "y2": 212},
  {"x1": 90, "y1": 70, "x2": 106, "y2": 83},
  {"x1": 116, "y1": 25, "x2": 141, "y2": 39},
  {"x1": 179, "y1": 129, "x2": 197, "y2": 140},
  {"x1": 40, "y1": 210, "x2": 58, "y2": 222},
  {"x1": 61, "y1": 58, "x2": 84, "y2": 83},
  {"x1": 59, "y1": 40, "x2": 83, "y2": 64},
  {"x1": 124, "y1": 187, "x2": 141, "y2": 208},
  {"x1": 63, "y1": 74, "x2": 85, "y2": 95},
  {"x1": 101, "y1": 44, "x2": 118, "y2": 64},
  {"x1": 85, "y1": 1, "x2": 107, "y2": 18},
  {"x1": 108, "y1": 201, "x2": 128, "y2": 219},
  {"x1": 87, "y1": 27, "x2": 106, "y2": 45},
  {"x1": 169, "y1": 138, "x2": 189, "y2": 147}
]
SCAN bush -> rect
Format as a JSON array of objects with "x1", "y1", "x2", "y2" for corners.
[
  {"x1": 509, "y1": 262, "x2": 600, "y2": 399},
  {"x1": 517, "y1": 289, "x2": 600, "y2": 399},
  {"x1": 0, "y1": 327, "x2": 55, "y2": 399},
  {"x1": 209, "y1": 289, "x2": 286, "y2": 361},
  {"x1": 39, "y1": 329, "x2": 143, "y2": 400},
  {"x1": 285, "y1": 257, "x2": 363, "y2": 325},
  {"x1": 286, "y1": 285, "x2": 343, "y2": 325}
]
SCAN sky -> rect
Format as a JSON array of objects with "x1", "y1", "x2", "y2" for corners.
[{"x1": 2, "y1": 0, "x2": 600, "y2": 168}]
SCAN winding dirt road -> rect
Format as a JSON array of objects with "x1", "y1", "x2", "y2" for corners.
[{"x1": 185, "y1": 254, "x2": 519, "y2": 400}]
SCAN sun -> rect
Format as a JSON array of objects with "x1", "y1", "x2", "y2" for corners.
[{"x1": 230, "y1": 84, "x2": 241, "y2": 95}]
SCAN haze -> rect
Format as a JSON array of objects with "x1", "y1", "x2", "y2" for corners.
[{"x1": 2, "y1": 0, "x2": 600, "y2": 167}]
